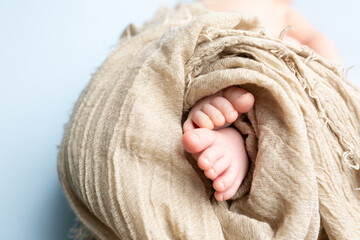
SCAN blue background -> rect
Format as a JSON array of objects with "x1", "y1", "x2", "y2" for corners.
[{"x1": 1, "y1": 0, "x2": 359, "y2": 239}]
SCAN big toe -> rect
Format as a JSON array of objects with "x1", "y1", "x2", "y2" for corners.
[
  {"x1": 182, "y1": 128, "x2": 216, "y2": 154},
  {"x1": 223, "y1": 87, "x2": 254, "y2": 113}
]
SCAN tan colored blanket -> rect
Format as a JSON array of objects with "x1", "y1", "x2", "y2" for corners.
[{"x1": 58, "y1": 3, "x2": 360, "y2": 239}]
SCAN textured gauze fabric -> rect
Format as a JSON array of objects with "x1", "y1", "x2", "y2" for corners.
[{"x1": 58, "y1": 2, "x2": 360, "y2": 239}]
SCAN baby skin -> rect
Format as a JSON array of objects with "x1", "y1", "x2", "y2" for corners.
[{"x1": 182, "y1": 87, "x2": 254, "y2": 201}]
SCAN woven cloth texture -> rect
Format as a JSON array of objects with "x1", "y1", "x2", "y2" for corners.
[{"x1": 58, "y1": 3, "x2": 360, "y2": 239}]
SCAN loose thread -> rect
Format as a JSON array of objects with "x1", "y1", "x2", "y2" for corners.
[
  {"x1": 126, "y1": 26, "x2": 132, "y2": 40},
  {"x1": 185, "y1": 8, "x2": 192, "y2": 22},
  {"x1": 287, "y1": 63, "x2": 296, "y2": 75},
  {"x1": 346, "y1": 65, "x2": 355, "y2": 76},
  {"x1": 295, "y1": 61, "x2": 360, "y2": 171},
  {"x1": 270, "y1": 48, "x2": 290, "y2": 60},
  {"x1": 69, "y1": 219, "x2": 96, "y2": 240},
  {"x1": 200, "y1": 34, "x2": 213, "y2": 43},
  {"x1": 304, "y1": 51, "x2": 319, "y2": 65},
  {"x1": 279, "y1": 26, "x2": 295, "y2": 40},
  {"x1": 186, "y1": 72, "x2": 193, "y2": 90},
  {"x1": 350, "y1": 163, "x2": 360, "y2": 170}
]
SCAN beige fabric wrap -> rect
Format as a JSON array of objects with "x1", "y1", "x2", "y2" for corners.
[{"x1": 58, "y1": 3, "x2": 360, "y2": 240}]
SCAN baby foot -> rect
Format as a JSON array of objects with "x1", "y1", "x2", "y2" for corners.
[
  {"x1": 182, "y1": 86, "x2": 254, "y2": 201},
  {"x1": 183, "y1": 86, "x2": 254, "y2": 132},
  {"x1": 183, "y1": 128, "x2": 249, "y2": 201}
]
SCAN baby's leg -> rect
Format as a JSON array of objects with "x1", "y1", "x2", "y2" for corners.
[{"x1": 182, "y1": 87, "x2": 254, "y2": 201}]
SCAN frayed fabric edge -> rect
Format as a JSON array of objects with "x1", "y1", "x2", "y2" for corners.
[{"x1": 69, "y1": 218, "x2": 97, "y2": 240}]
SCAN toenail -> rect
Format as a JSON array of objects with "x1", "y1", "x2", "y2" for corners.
[
  {"x1": 218, "y1": 195, "x2": 223, "y2": 201},
  {"x1": 209, "y1": 169, "x2": 215, "y2": 176},
  {"x1": 219, "y1": 181, "x2": 225, "y2": 190},
  {"x1": 202, "y1": 157, "x2": 210, "y2": 167}
]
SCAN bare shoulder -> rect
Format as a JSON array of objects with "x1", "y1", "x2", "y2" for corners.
[
  {"x1": 285, "y1": 7, "x2": 341, "y2": 62},
  {"x1": 285, "y1": 8, "x2": 320, "y2": 44}
]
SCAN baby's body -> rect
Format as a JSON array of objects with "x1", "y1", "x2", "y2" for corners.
[{"x1": 182, "y1": 0, "x2": 341, "y2": 201}]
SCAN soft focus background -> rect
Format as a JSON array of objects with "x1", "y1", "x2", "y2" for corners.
[{"x1": 0, "y1": 0, "x2": 359, "y2": 239}]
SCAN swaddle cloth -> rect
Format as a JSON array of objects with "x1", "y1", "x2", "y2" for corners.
[{"x1": 58, "y1": 2, "x2": 360, "y2": 239}]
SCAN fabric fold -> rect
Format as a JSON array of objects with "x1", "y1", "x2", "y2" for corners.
[{"x1": 58, "y1": 2, "x2": 360, "y2": 239}]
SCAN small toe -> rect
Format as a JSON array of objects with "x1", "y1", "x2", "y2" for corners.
[
  {"x1": 234, "y1": 93, "x2": 255, "y2": 113},
  {"x1": 222, "y1": 87, "x2": 254, "y2": 113},
  {"x1": 210, "y1": 97, "x2": 238, "y2": 123},
  {"x1": 201, "y1": 103, "x2": 226, "y2": 127},
  {"x1": 193, "y1": 110, "x2": 214, "y2": 129},
  {"x1": 198, "y1": 145, "x2": 225, "y2": 171},
  {"x1": 183, "y1": 119, "x2": 196, "y2": 133},
  {"x1": 182, "y1": 128, "x2": 216, "y2": 154},
  {"x1": 213, "y1": 161, "x2": 239, "y2": 192},
  {"x1": 204, "y1": 155, "x2": 231, "y2": 179},
  {"x1": 214, "y1": 175, "x2": 243, "y2": 201}
]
